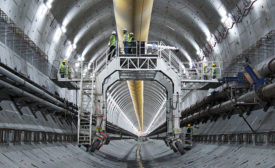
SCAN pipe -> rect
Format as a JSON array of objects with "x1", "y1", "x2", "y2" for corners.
[
  {"x1": 0, "y1": 65, "x2": 65, "y2": 106},
  {"x1": 0, "y1": 79, "x2": 74, "y2": 115},
  {"x1": 108, "y1": 136, "x2": 134, "y2": 141},
  {"x1": 181, "y1": 82, "x2": 275, "y2": 125},
  {"x1": 106, "y1": 122, "x2": 138, "y2": 137},
  {"x1": 147, "y1": 122, "x2": 167, "y2": 137},
  {"x1": 258, "y1": 57, "x2": 275, "y2": 77},
  {"x1": 181, "y1": 91, "x2": 228, "y2": 117},
  {"x1": 181, "y1": 57, "x2": 275, "y2": 119}
]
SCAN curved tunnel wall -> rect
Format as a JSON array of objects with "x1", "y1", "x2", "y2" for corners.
[{"x1": 0, "y1": 0, "x2": 275, "y2": 167}]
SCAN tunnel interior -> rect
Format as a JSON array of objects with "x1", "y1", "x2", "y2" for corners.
[{"x1": 1, "y1": 0, "x2": 275, "y2": 168}]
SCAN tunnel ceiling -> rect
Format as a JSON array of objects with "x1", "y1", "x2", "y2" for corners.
[{"x1": 50, "y1": 0, "x2": 242, "y2": 63}]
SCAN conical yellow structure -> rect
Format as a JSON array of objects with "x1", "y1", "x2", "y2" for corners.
[
  {"x1": 113, "y1": 0, "x2": 154, "y2": 132},
  {"x1": 127, "y1": 80, "x2": 144, "y2": 131}
]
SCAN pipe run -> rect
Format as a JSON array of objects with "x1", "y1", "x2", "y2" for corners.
[
  {"x1": 0, "y1": 65, "x2": 66, "y2": 107},
  {"x1": 181, "y1": 91, "x2": 228, "y2": 117},
  {"x1": 181, "y1": 57, "x2": 275, "y2": 119},
  {"x1": 0, "y1": 79, "x2": 75, "y2": 115},
  {"x1": 181, "y1": 82, "x2": 275, "y2": 126},
  {"x1": 258, "y1": 57, "x2": 275, "y2": 77}
]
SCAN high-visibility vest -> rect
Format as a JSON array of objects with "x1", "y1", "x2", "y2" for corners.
[
  {"x1": 129, "y1": 36, "x2": 134, "y2": 42},
  {"x1": 204, "y1": 66, "x2": 208, "y2": 73},
  {"x1": 129, "y1": 36, "x2": 134, "y2": 47},
  {"x1": 109, "y1": 35, "x2": 116, "y2": 46},
  {"x1": 60, "y1": 64, "x2": 67, "y2": 73},
  {"x1": 123, "y1": 32, "x2": 130, "y2": 42},
  {"x1": 212, "y1": 68, "x2": 217, "y2": 75}
]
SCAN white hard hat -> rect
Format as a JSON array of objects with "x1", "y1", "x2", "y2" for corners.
[
  {"x1": 130, "y1": 32, "x2": 134, "y2": 35},
  {"x1": 123, "y1": 28, "x2": 127, "y2": 31},
  {"x1": 112, "y1": 31, "x2": 116, "y2": 34}
]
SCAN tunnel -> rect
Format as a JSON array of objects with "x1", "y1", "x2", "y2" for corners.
[{"x1": 0, "y1": 0, "x2": 275, "y2": 167}]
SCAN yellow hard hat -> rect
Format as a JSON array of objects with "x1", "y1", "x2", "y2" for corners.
[
  {"x1": 187, "y1": 124, "x2": 191, "y2": 127},
  {"x1": 62, "y1": 60, "x2": 66, "y2": 63},
  {"x1": 212, "y1": 63, "x2": 216, "y2": 67}
]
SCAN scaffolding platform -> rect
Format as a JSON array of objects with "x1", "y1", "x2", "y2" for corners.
[{"x1": 51, "y1": 75, "x2": 78, "y2": 90}]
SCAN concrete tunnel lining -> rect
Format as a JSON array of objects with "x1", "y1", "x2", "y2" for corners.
[{"x1": 1, "y1": 0, "x2": 275, "y2": 167}]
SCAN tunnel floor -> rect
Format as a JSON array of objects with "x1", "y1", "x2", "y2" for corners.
[{"x1": 0, "y1": 140, "x2": 275, "y2": 168}]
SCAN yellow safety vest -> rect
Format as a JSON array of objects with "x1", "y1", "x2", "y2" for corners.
[
  {"x1": 60, "y1": 64, "x2": 67, "y2": 73},
  {"x1": 109, "y1": 35, "x2": 116, "y2": 46},
  {"x1": 123, "y1": 32, "x2": 131, "y2": 42}
]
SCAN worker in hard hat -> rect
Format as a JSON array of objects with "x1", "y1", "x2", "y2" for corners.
[
  {"x1": 123, "y1": 28, "x2": 130, "y2": 54},
  {"x1": 129, "y1": 32, "x2": 135, "y2": 54},
  {"x1": 203, "y1": 63, "x2": 208, "y2": 80},
  {"x1": 108, "y1": 31, "x2": 117, "y2": 60},
  {"x1": 212, "y1": 63, "x2": 217, "y2": 79},
  {"x1": 60, "y1": 60, "x2": 67, "y2": 78},
  {"x1": 186, "y1": 124, "x2": 193, "y2": 140},
  {"x1": 152, "y1": 43, "x2": 157, "y2": 54},
  {"x1": 68, "y1": 66, "x2": 72, "y2": 79}
]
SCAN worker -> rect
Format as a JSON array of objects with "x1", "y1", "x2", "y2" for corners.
[
  {"x1": 60, "y1": 60, "x2": 67, "y2": 78},
  {"x1": 203, "y1": 64, "x2": 208, "y2": 80},
  {"x1": 186, "y1": 124, "x2": 192, "y2": 140},
  {"x1": 212, "y1": 63, "x2": 217, "y2": 79},
  {"x1": 123, "y1": 28, "x2": 130, "y2": 54},
  {"x1": 68, "y1": 67, "x2": 72, "y2": 79},
  {"x1": 108, "y1": 31, "x2": 117, "y2": 60},
  {"x1": 129, "y1": 32, "x2": 135, "y2": 54},
  {"x1": 152, "y1": 43, "x2": 157, "y2": 54}
]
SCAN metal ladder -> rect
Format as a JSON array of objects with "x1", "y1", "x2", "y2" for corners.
[{"x1": 77, "y1": 61, "x2": 95, "y2": 145}]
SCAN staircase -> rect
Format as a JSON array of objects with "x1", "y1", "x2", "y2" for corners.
[{"x1": 77, "y1": 61, "x2": 95, "y2": 145}]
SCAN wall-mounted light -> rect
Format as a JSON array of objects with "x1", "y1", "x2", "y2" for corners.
[
  {"x1": 61, "y1": 25, "x2": 67, "y2": 33},
  {"x1": 73, "y1": 43, "x2": 77, "y2": 49},
  {"x1": 207, "y1": 34, "x2": 216, "y2": 47},
  {"x1": 53, "y1": 27, "x2": 62, "y2": 42},
  {"x1": 75, "y1": 62, "x2": 80, "y2": 68},
  {"x1": 65, "y1": 42, "x2": 74, "y2": 59},
  {"x1": 196, "y1": 49, "x2": 204, "y2": 59},
  {"x1": 221, "y1": 14, "x2": 234, "y2": 28},
  {"x1": 78, "y1": 56, "x2": 84, "y2": 61},
  {"x1": 45, "y1": 0, "x2": 54, "y2": 9}
]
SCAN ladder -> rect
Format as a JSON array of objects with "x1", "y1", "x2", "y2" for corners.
[{"x1": 77, "y1": 61, "x2": 95, "y2": 145}]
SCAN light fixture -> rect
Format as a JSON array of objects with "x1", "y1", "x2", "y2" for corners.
[
  {"x1": 73, "y1": 43, "x2": 77, "y2": 49},
  {"x1": 196, "y1": 49, "x2": 204, "y2": 59},
  {"x1": 65, "y1": 44, "x2": 73, "y2": 59},
  {"x1": 207, "y1": 34, "x2": 216, "y2": 46},
  {"x1": 75, "y1": 62, "x2": 80, "y2": 68},
  {"x1": 78, "y1": 55, "x2": 84, "y2": 61},
  {"x1": 61, "y1": 25, "x2": 67, "y2": 33},
  {"x1": 53, "y1": 27, "x2": 62, "y2": 42},
  {"x1": 46, "y1": 0, "x2": 54, "y2": 9},
  {"x1": 221, "y1": 14, "x2": 234, "y2": 28}
]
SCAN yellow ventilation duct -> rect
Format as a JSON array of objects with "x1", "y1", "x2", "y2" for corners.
[
  {"x1": 127, "y1": 80, "x2": 144, "y2": 131},
  {"x1": 113, "y1": 0, "x2": 154, "y2": 41},
  {"x1": 113, "y1": 0, "x2": 154, "y2": 132}
]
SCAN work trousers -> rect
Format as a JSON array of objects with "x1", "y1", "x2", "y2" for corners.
[{"x1": 108, "y1": 46, "x2": 116, "y2": 60}]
